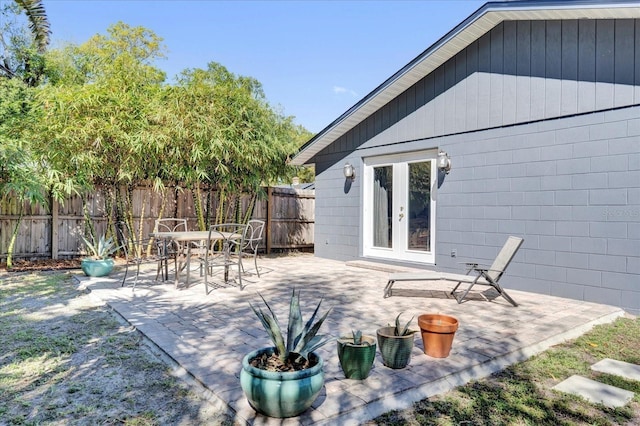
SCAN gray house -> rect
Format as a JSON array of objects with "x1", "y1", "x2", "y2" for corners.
[{"x1": 292, "y1": 0, "x2": 640, "y2": 314}]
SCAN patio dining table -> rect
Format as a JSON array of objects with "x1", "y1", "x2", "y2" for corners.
[{"x1": 150, "y1": 229, "x2": 242, "y2": 288}]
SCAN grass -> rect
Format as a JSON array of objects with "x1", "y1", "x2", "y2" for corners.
[
  {"x1": 373, "y1": 315, "x2": 640, "y2": 425},
  {"x1": 0, "y1": 271, "x2": 234, "y2": 425}
]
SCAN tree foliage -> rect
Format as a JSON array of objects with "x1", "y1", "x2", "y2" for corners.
[
  {"x1": 0, "y1": 78, "x2": 48, "y2": 267},
  {"x1": 14, "y1": 0, "x2": 50, "y2": 53},
  {"x1": 30, "y1": 22, "x2": 307, "y2": 238},
  {"x1": 0, "y1": 2, "x2": 47, "y2": 86}
]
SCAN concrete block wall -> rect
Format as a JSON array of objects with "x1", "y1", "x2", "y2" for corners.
[{"x1": 435, "y1": 105, "x2": 640, "y2": 314}]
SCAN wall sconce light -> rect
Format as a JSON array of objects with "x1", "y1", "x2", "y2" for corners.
[
  {"x1": 437, "y1": 150, "x2": 451, "y2": 174},
  {"x1": 343, "y1": 163, "x2": 355, "y2": 180}
]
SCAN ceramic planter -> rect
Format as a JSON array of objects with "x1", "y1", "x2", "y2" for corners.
[
  {"x1": 376, "y1": 326, "x2": 414, "y2": 369},
  {"x1": 81, "y1": 258, "x2": 115, "y2": 277},
  {"x1": 240, "y1": 347, "x2": 324, "y2": 418},
  {"x1": 418, "y1": 314, "x2": 459, "y2": 358},
  {"x1": 336, "y1": 335, "x2": 376, "y2": 379}
]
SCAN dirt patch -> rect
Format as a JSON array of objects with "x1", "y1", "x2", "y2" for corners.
[
  {"x1": 0, "y1": 271, "x2": 236, "y2": 425},
  {"x1": 4, "y1": 258, "x2": 83, "y2": 272}
]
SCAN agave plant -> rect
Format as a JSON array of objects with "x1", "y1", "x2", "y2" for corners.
[
  {"x1": 250, "y1": 289, "x2": 332, "y2": 364},
  {"x1": 81, "y1": 234, "x2": 118, "y2": 259},
  {"x1": 393, "y1": 312, "x2": 417, "y2": 336},
  {"x1": 351, "y1": 329, "x2": 363, "y2": 345}
]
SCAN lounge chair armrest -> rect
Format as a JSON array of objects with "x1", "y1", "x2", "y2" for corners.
[{"x1": 457, "y1": 261, "x2": 491, "y2": 267}]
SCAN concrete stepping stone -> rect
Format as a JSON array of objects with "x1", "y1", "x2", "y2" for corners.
[
  {"x1": 591, "y1": 358, "x2": 640, "y2": 381},
  {"x1": 552, "y1": 375, "x2": 634, "y2": 408}
]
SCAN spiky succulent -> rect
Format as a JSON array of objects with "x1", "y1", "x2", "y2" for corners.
[
  {"x1": 352, "y1": 330, "x2": 363, "y2": 345},
  {"x1": 250, "y1": 289, "x2": 332, "y2": 363},
  {"x1": 81, "y1": 234, "x2": 118, "y2": 259},
  {"x1": 393, "y1": 312, "x2": 416, "y2": 336}
]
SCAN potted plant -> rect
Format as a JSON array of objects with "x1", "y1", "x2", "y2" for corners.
[
  {"x1": 337, "y1": 330, "x2": 376, "y2": 379},
  {"x1": 80, "y1": 233, "x2": 118, "y2": 277},
  {"x1": 376, "y1": 313, "x2": 417, "y2": 369},
  {"x1": 240, "y1": 289, "x2": 332, "y2": 418},
  {"x1": 418, "y1": 313, "x2": 459, "y2": 358}
]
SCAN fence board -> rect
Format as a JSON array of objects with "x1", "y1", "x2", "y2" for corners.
[{"x1": 1, "y1": 185, "x2": 314, "y2": 261}]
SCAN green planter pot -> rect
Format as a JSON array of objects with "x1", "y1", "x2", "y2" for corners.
[
  {"x1": 81, "y1": 258, "x2": 114, "y2": 277},
  {"x1": 376, "y1": 326, "x2": 415, "y2": 369},
  {"x1": 240, "y1": 347, "x2": 324, "y2": 418},
  {"x1": 337, "y1": 335, "x2": 376, "y2": 379}
]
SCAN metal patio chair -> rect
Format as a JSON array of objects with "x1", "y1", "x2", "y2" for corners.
[
  {"x1": 153, "y1": 218, "x2": 188, "y2": 280},
  {"x1": 384, "y1": 236, "x2": 524, "y2": 307},
  {"x1": 236, "y1": 219, "x2": 265, "y2": 277},
  {"x1": 193, "y1": 223, "x2": 246, "y2": 294},
  {"x1": 118, "y1": 223, "x2": 170, "y2": 290}
]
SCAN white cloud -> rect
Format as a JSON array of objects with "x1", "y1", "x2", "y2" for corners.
[{"x1": 333, "y1": 86, "x2": 357, "y2": 97}]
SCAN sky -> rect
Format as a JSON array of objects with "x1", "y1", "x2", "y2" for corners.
[{"x1": 41, "y1": 0, "x2": 487, "y2": 134}]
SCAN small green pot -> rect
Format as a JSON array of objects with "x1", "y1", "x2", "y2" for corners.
[
  {"x1": 240, "y1": 347, "x2": 324, "y2": 418},
  {"x1": 376, "y1": 326, "x2": 415, "y2": 369},
  {"x1": 81, "y1": 258, "x2": 114, "y2": 277},
  {"x1": 337, "y1": 335, "x2": 376, "y2": 379}
]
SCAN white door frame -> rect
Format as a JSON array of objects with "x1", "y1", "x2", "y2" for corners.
[{"x1": 363, "y1": 149, "x2": 437, "y2": 264}]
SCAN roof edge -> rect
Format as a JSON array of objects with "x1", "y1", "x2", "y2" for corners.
[{"x1": 291, "y1": 0, "x2": 640, "y2": 166}]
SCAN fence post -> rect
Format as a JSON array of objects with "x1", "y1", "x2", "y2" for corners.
[
  {"x1": 266, "y1": 187, "x2": 272, "y2": 254},
  {"x1": 51, "y1": 196, "x2": 59, "y2": 260}
]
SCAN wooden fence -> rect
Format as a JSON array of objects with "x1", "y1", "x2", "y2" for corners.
[{"x1": 0, "y1": 185, "x2": 314, "y2": 261}]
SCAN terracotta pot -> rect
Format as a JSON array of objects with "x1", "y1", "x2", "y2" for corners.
[{"x1": 418, "y1": 314, "x2": 459, "y2": 358}]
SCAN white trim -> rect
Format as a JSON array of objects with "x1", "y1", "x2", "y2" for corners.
[{"x1": 363, "y1": 149, "x2": 437, "y2": 264}]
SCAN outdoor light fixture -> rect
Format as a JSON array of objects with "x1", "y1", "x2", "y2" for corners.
[
  {"x1": 437, "y1": 151, "x2": 451, "y2": 174},
  {"x1": 343, "y1": 163, "x2": 355, "y2": 180}
]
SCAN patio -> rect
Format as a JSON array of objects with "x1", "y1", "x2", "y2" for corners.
[{"x1": 76, "y1": 253, "x2": 624, "y2": 425}]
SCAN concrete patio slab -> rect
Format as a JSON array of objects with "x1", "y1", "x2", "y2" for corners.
[
  {"x1": 592, "y1": 359, "x2": 640, "y2": 382},
  {"x1": 552, "y1": 375, "x2": 635, "y2": 408},
  {"x1": 76, "y1": 253, "x2": 625, "y2": 425}
]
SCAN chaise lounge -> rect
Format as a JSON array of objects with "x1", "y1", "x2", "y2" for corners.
[{"x1": 384, "y1": 236, "x2": 524, "y2": 307}]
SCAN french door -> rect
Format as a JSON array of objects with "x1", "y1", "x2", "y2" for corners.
[{"x1": 363, "y1": 150, "x2": 437, "y2": 263}]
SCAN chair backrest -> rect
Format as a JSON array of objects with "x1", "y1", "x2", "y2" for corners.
[
  {"x1": 206, "y1": 223, "x2": 247, "y2": 256},
  {"x1": 487, "y1": 236, "x2": 524, "y2": 282},
  {"x1": 243, "y1": 220, "x2": 265, "y2": 251},
  {"x1": 154, "y1": 218, "x2": 188, "y2": 233},
  {"x1": 117, "y1": 221, "x2": 163, "y2": 260}
]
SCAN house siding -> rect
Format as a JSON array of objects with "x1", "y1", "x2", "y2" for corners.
[
  {"x1": 313, "y1": 19, "x2": 640, "y2": 176},
  {"x1": 311, "y1": 18, "x2": 640, "y2": 314},
  {"x1": 431, "y1": 107, "x2": 640, "y2": 314}
]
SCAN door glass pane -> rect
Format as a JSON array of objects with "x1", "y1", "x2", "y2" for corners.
[
  {"x1": 408, "y1": 161, "x2": 431, "y2": 251},
  {"x1": 373, "y1": 166, "x2": 392, "y2": 248}
]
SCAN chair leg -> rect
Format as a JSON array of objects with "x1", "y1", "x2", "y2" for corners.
[
  {"x1": 132, "y1": 263, "x2": 141, "y2": 291},
  {"x1": 452, "y1": 276, "x2": 481, "y2": 304},
  {"x1": 484, "y1": 276, "x2": 518, "y2": 307},
  {"x1": 204, "y1": 262, "x2": 209, "y2": 295},
  {"x1": 253, "y1": 251, "x2": 260, "y2": 278},
  {"x1": 121, "y1": 263, "x2": 130, "y2": 287},
  {"x1": 383, "y1": 280, "x2": 395, "y2": 298}
]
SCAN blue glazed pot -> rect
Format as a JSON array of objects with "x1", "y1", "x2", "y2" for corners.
[
  {"x1": 81, "y1": 258, "x2": 114, "y2": 277},
  {"x1": 240, "y1": 347, "x2": 324, "y2": 418}
]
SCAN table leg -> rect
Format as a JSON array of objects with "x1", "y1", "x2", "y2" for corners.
[{"x1": 185, "y1": 245, "x2": 192, "y2": 288}]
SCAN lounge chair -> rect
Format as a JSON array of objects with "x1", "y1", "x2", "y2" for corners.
[{"x1": 384, "y1": 236, "x2": 524, "y2": 307}]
